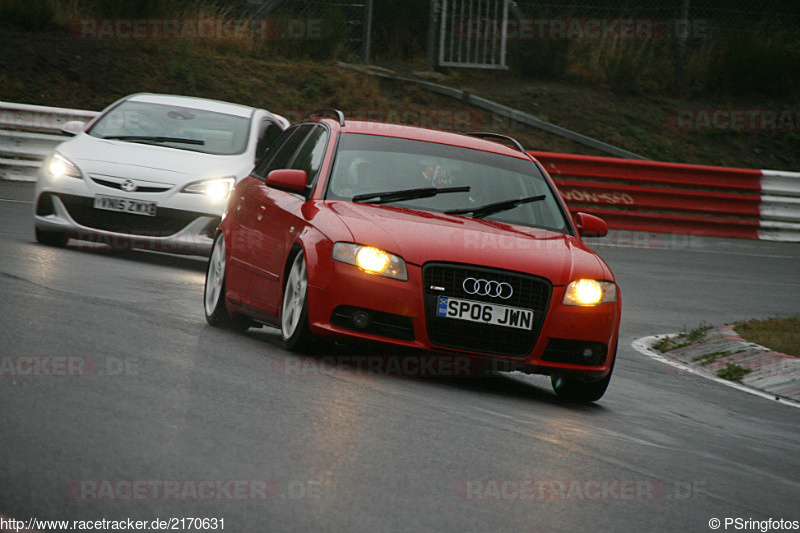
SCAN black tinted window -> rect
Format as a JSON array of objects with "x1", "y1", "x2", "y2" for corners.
[
  {"x1": 289, "y1": 126, "x2": 328, "y2": 185},
  {"x1": 255, "y1": 120, "x2": 285, "y2": 160},
  {"x1": 252, "y1": 125, "x2": 312, "y2": 180}
]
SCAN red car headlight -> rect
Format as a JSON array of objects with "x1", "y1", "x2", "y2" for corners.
[
  {"x1": 333, "y1": 243, "x2": 408, "y2": 281},
  {"x1": 563, "y1": 279, "x2": 617, "y2": 306}
]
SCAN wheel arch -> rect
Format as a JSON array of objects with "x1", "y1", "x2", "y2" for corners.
[{"x1": 284, "y1": 226, "x2": 335, "y2": 291}]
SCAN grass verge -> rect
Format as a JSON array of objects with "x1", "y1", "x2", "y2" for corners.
[
  {"x1": 654, "y1": 318, "x2": 799, "y2": 358},
  {"x1": 716, "y1": 363, "x2": 752, "y2": 383},
  {"x1": 734, "y1": 317, "x2": 800, "y2": 357},
  {"x1": 652, "y1": 322, "x2": 711, "y2": 352}
]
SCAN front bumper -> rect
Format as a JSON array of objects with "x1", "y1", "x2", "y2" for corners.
[
  {"x1": 306, "y1": 261, "x2": 620, "y2": 377},
  {"x1": 34, "y1": 192, "x2": 220, "y2": 256}
]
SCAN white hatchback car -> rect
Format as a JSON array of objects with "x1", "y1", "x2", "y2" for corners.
[{"x1": 34, "y1": 93, "x2": 289, "y2": 255}]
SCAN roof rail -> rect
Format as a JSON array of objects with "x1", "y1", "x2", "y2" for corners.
[
  {"x1": 463, "y1": 132, "x2": 527, "y2": 155},
  {"x1": 304, "y1": 109, "x2": 345, "y2": 126}
]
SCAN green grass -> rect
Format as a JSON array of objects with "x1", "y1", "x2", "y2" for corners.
[
  {"x1": 734, "y1": 317, "x2": 800, "y2": 357},
  {"x1": 716, "y1": 363, "x2": 752, "y2": 382},
  {"x1": 691, "y1": 350, "x2": 743, "y2": 366},
  {"x1": 652, "y1": 322, "x2": 712, "y2": 352},
  {"x1": 654, "y1": 318, "x2": 799, "y2": 361}
]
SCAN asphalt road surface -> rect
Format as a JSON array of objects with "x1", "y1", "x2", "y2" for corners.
[{"x1": 1, "y1": 181, "x2": 799, "y2": 532}]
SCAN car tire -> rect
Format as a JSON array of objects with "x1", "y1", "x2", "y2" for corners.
[
  {"x1": 551, "y1": 348, "x2": 616, "y2": 403},
  {"x1": 281, "y1": 250, "x2": 314, "y2": 352},
  {"x1": 35, "y1": 227, "x2": 68, "y2": 247},
  {"x1": 204, "y1": 232, "x2": 253, "y2": 333}
]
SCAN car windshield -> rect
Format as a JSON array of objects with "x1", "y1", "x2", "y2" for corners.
[
  {"x1": 325, "y1": 133, "x2": 568, "y2": 232},
  {"x1": 88, "y1": 100, "x2": 251, "y2": 155}
]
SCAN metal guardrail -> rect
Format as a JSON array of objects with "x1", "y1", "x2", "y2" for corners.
[
  {"x1": 0, "y1": 102, "x2": 98, "y2": 181},
  {"x1": 532, "y1": 151, "x2": 800, "y2": 242}
]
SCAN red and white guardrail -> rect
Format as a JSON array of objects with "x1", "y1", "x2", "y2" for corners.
[
  {"x1": 0, "y1": 102, "x2": 797, "y2": 242},
  {"x1": 533, "y1": 151, "x2": 800, "y2": 242}
]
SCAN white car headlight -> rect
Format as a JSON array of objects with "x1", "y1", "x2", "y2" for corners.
[
  {"x1": 43, "y1": 152, "x2": 81, "y2": 179},
  {"x1": 333, "y1": 243, "x2": 408, "y2": 281},
  {"x1": 182, "y1": 177, "x2": 235, "y2": 202},
  {"x1": 563, "y1": 279, "x2": 617, "y2": 306}
]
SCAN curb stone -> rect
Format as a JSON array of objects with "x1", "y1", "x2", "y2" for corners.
[{"x1": 634, "y1": 326, "x2": 800, "y2": 404}]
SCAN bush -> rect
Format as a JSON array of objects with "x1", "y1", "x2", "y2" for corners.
[
  {"x1": 507, "y1": 39, "x2": 570, "y2": 79},
  {"x1": 1, "y1": 0, "x2": 54, "y2": 30},
  {"x1": 696, "y1": 28, "x2": 800, "y2": 97},
  {"x1": 505, "y1": 26, "x2": 799, "y2": 99}
]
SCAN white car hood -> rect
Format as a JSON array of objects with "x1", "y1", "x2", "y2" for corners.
[{"x1": 59, "y1": 133, "x2": 252, "y2": 186}]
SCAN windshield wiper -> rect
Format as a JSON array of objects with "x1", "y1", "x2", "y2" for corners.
[
  {"x1": 101, "y1": 135, "x2": 205, "y2": 145},
  {"x1": 352, "y1": 186, "x2": 470, "y2": 205},
  {"x1": 444, "y1": 194, "x2": 546, "y2": 219}
]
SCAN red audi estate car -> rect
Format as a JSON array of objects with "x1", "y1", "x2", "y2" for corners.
[{"x1": 204, "y1": 110, "x2": 621, "y2": 402}]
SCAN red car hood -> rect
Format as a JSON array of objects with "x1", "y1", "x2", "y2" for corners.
[{"x1": 327, "y1": 202, "x2": 609, "y2": 286}]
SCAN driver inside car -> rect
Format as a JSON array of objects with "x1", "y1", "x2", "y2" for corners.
[{"x1": 333, "y1": 158, "x2": 391, "y2": 198}]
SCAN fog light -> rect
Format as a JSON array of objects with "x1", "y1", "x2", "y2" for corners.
[
  {"x1": 582, "y1": 347, "x2": 595, "y2": 359},
  {"x1": 352, "y1": 311, "x2": 371, "y2": 329}
]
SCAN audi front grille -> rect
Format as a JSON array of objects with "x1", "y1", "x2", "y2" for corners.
[{"x1": 423, "y1": 263, "x2": 551, "y2": 358}]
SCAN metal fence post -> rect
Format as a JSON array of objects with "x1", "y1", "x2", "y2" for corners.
[
  {"x1": 678, "y1": 0, "x2": 690, "y2": 58},
  {"x1": 363, "y1": 0, "x2": 373, "y2": 64}
]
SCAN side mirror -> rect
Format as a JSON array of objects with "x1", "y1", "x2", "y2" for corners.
[
  {"x1": 574, "y1": 212, "x2": 608, "y2": 238},
  {"x1": 60, "y1": 121, "x2": 86, "y2": 136},
  {"x1": 266, "y1": 169, "x2": 308, "y2": 195}
]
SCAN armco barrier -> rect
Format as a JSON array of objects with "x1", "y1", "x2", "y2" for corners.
[
  {"x1": 0, "y1": 102, "x2": 797, "y2": 241},
  {"x1": 0, "y1": 101, "x2": 98, "y2": 181},
  {"x1": 532, "y1": 151, "x2": 800, "y2": 242}
]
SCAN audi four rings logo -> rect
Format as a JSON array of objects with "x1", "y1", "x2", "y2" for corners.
[{"x1": 462, "y1": 277, "x2": 513, "y2": 299}]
